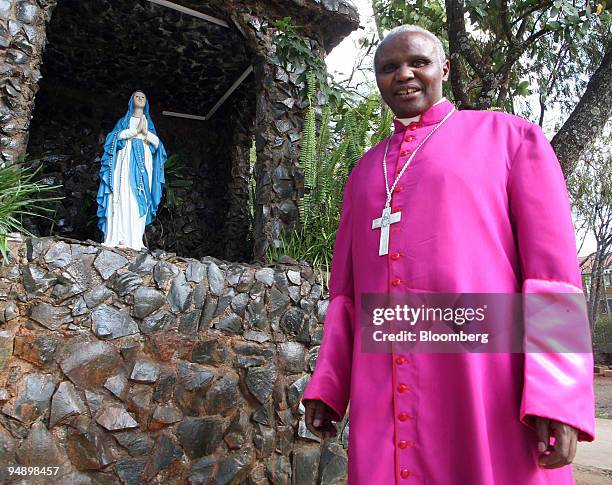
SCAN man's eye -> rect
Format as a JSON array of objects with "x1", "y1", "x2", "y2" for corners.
[
  {"x1": 382, "y1": 64, "x2": 396, "y2": 73},
  {"x1": 413, "y1": 60, "x2": 428, "y2": 67}
]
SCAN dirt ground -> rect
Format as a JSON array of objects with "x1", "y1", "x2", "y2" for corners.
[
  {"x1": 595, "y1": 376, "x2": 612, "y2": 419},
  {"x1": 575, "y1": 377, "x2": 612, "y2": 485}
]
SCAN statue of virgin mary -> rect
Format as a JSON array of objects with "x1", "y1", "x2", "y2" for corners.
[{"x1": 96, "y1": 91, "x2": 167, "y2": 250}]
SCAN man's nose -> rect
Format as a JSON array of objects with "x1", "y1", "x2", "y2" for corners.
[{"x1": 396, "y1": 64, "x2": 415, "y2": 80}]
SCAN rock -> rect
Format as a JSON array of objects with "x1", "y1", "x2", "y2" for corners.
[
  {"x1": 13, "y1": 335, "x2": 58, "y2": 367},
  {"x1": 215, "y1": 288, "x2": 235, "y2": 318},
  {"x1": 207, "y1": 261, "x2": 224, "y2": 296},
  {"x1": 153, "y1": 371, "x2": 175, "y2": 402},
  {"x1": 270, "y1": 287, "x2": 290, "y2": 314},
  {"x1": 179, "y1": 309, "x2": 201, "y2": 335},
  {"x1": 104, "y1": 374, "x2": 128, "y2": 399},
  {"x1": 142, "y1": 433, "x2": 183, "y2": 480},
  {"x1": 44, "y1": 241, "x2": 72, "y2": 269},
  {"x1": 150, "y1": 404, "x2": 183, "y2": 428},
  {"x1": 244, "y1": 330, "x2": 271, "y2": 343},
  {"x1": 51, "y1": 279, "x2": 84, "y2": 302},
  {"x1": 288, "y1": 375, "x2": 310, "y2": 407},
  {"x1": 200, "y1": 294, "x2": 217, "y2": 328},
  {"x1": 167, "y1": 272, "x2": 192, "y2": 312},
  {"x1": 116, "y1": 458, "x2": 146, "y2": 485},
  {"x1": 94, "y1": 250, "x2": 128, "y2": 280},
  {"x1": 319, "y1": 441, "x2": 348, "y2": 484},
  {"x1": 280, "y1": 307, "x2": 305, "y2": 335},
  {"x1": 71, "y1": 296, "x2": 88, "y2": 316},
  {"x1": 96, "y1": 406, "x2": 138, "y2": 431},
  {"x1": 3, "y1": 373, "x2": 55, "y2": 423},
  {"x1": 216, "y1": 447, "x2": 254, "y2": 484},
  {"x1": 253, "y1": 424, "x2": 275, "y2": 459},
  {"x1": 190, "y1": 339, "x2": 226, "y2": 365},
  {"x1": 30, "y1": 302, "x2": 72, "y2": 330},
  {"x1": 236, "y1": 269, "x2": 255, "y2": 292},
  {"x1": 186, "y1": 260, "x2": 206, "y2": 283},
  {"x1": 316, "y1": 299, "x2": 329, "y2": 322},
  {"x1": 216, "y1": 313, "x2": 243, "y2": 334},
  {"x1": 140, "y1": 310, "x2": 174, "y2": 335},
  {"x1": 207, "y1": 372, "x2": 242, "y2": 415},
  {"x1": 83, "y1": 284, "x2": 113, "y2": 308},
  {"x1": 114, "y1": 432, "x2": 153, "y2": 456},
  {"x1": 15, "y1": 421, "x2": 63, "y2": 465},
  {"x1": 22, "y1": 264, "x2": 56, "y2": 296},
  {"x1": 226, "y1": 265, "x2": 243, "y2": 286},
  {"x1": 50, "y1": 381, "x2": 87, "y2": 427},
  {"x1": 287, "y1": 270, "x2": 301, "y2": 285},
  {"x1": 308, "y1": 346, "x2": 320, "y2": 371},
  {"x1": 3, "y1": 301, "x2": 18, "y2": 321},
  {"x1": 278, "y1": 342, "x2": 306, "y2": 373},
  {"x1": 84, "y1": 390, "x2": 105, "y2": 416},
  {"x1": 128, "y1": 253, "x2": 157, "y2": 273},
  {"x1": 230, "y1": 293, "x2": 249, "y2": 316},
  {"x1": 177, "y1": 416, "x2": 226, "y2": 458},
  {"x1": 292, "y1": 447, "x2": 320, "y2": 485},
  {"x1": 245, "y1": 364, "x2": 277, "y2": 404},
  {"x1": 297, "y1": 420, "x2": 320, "y2": 442},
  {"x1": 66, "y1": 418, "x2": 115, "y2": 471},
  {"x1": 133, "y1": 287, "x2": 165, "y2": 318},
  {"x1": 92, "y1": 304, "x2": 139, "y2": 339},
  {"x1": 266, "y1": 454, "x2": 291, "y2": 484},
  {"x1": 60, "y1": 339, "x2": 122, "y2": 389},
  {"x1": 153, "y1": 261, "x2": 179, "y2": 290},
  {"x1": 16, "y1": 1, "x2": 39, "y2": 24},
  {"x1": 273, "y1": 271, "x2": 289, "y2": 291},
  {"x1": 111, "y1": 271, "x2": 142, "y2": 296},
  {"x1": 289, "y1": 286, "x2": 300, "y2": 303},
  {"x1": 189, "y1": 455, "x2": 216, "y2": 484},
  {"x1": 252, "y1": 401, "x2": 274, "y2": 426},
  {"x1": 246, "y1": 297, "x2": 267, "y2": 330},
  {"x1": 255, "y1": 267, "x2": 274, "y2": 286},
  {"x1": 130, "y1": 359, "x2": 160, "y2": 383},
  {"x1": 178, "y1": 362, "x2": 215, "y2": 391}
]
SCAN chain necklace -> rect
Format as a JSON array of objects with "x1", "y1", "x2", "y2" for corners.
[{"x1": 372, "y1": 108, "x2": 455, "y2": 256}]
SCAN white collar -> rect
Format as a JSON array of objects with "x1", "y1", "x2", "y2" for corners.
[{"x1": 396, "y1": 97, "x2": 447, "y2": 126}]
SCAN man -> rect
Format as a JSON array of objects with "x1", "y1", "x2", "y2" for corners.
[{"x1": 302, "y1": 25, "x2": 595, "y2": 484}]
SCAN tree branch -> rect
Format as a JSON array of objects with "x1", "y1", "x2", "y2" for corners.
[{"x1": 552, "y1": 44, "x2": 612, "y2": 176}]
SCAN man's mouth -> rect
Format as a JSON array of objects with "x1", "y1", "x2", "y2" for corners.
[{"x1": 395, "y1": 87, "x2": 421, "y2": 96}]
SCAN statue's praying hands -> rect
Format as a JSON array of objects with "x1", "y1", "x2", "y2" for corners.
[
  {"x1": 304, "y1": 399, "x2": 338, "y2": 439},
  {"x1": 137, "y1": 116, "x2": 148, "y2": 137}
]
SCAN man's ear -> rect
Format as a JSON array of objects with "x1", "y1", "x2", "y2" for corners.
[{"x1": 442, "y1": 59, "x2": 450, "y2": 81}]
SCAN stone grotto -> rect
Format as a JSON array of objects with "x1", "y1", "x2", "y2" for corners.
[{"x1": 0, "y1": 1, "x2": 360, "y2": 484}]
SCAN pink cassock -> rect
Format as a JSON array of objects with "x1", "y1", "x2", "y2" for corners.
[{"x1": 301, "y1": 100, "x2": 595, "y2": 484}]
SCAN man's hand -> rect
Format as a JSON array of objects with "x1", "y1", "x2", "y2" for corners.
[
  {"x1": 535, "y1": 417, "x2": 579, "y2": 469},
  {"x1": 304, "y1": 399, "x2": 338, "y2": 439}
]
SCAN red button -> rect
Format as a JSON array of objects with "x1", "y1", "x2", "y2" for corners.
[
  {"x1": 399, "y1": 440, "x2": 411, "y2": 449},
  {"x1": 400, "y1": 469, "x2": 411, "y2": 478},
  {"x1": 397, "y1": 383, "x2": 409, "y2": 393},
  {"x1": 392, "y1": 206, "x2": 402, "y2": 212},
  {"x1": 398, "y1": 412, "x2": 411, "y2": 421},
  {"x1": 400, "y1": 150, "x2": 410, "y2": 156},
  {"x1": 392, "y1": 278, "x2": 402, "y2": 287},
  {"x1": 404, "y1": 135, "x2": 414, "y2": 142},
  {"x1": 408, "y1": 123, "x2": 419, "y2": 131},
  {"x1": 391, "y1": 252, "x2": 401, "y2": 261},
  {"x1": 395, "y1": 356, "x2": 406, "y2": 364},
  {"x1": 395, "y1": 185, "x2": 404, "y2": 192}
]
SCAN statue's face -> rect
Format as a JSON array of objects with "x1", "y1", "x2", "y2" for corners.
[{"x1": 132, "y1": 92, "x2": 147, "y2": 109}]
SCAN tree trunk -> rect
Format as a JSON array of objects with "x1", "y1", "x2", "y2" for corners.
[{"x1": 551, "y1": 44, "x2": 612, "y2": 177}]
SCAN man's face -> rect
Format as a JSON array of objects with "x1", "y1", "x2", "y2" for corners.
[
  {"x1": 375, "y1": 32, "x2": 449, "y2": 118},
  {"x1": 133, "y1": 92, "x2": 147, "y2": 109}
]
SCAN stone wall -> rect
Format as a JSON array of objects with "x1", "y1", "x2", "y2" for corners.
[{"x1": 0, "y1": 235, "x2": 348, "y2": 484}]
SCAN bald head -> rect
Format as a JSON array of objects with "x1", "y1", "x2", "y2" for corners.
[{"x1": 374, "y1": 25, "x2": 446, "y2": 68}]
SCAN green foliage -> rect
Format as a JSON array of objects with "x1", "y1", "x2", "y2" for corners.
[
  {"x1": 269, "y1": 20, "x2": 393, "y2": 275},
  {"x1": 161, "y1": 154, "x2": 193, "y2": 210},
  {"x1": 594, "y1": 315, "x2": 612, "y2": 349},
  {"x1": 0, "y1": 161, "x2": 62, "y2": 262}
]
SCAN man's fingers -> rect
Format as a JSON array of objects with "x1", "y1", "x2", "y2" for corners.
[
  {"x1": 538, "y1": 421, "x2": 577, "y2": 469},
  {"x1": 313, "y1": 401, "x2": 325, "y2": 427},
  {"x1": 535, "y1": 417, "x2": 550, "y2": 453}
]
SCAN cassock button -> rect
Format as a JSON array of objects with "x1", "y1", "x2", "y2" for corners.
[
  {"x1": 392, "y1": 278, "x2": 402, "y2": 287},
  {"x1": 400, "y1": 469, "x2": 411, "y2": 479},
  {"x1": 400, "y1": 150, "x2": 410, "y2": 157},
  {"x1": 408, "y1": 123, "x2": 419, "y2": 131},
  {"x1": 399, "y1": 440, "x2": 411, "y2": 449},
  {"x1": 397, "y1": 383, "x2": 409, "y2": 393},
  {"x1": 391, "y1": 252, "x2": 401, "y2": 261},
  {"x1": 395, "y1": 356, "x2": 406, "y2": 365},
  {"x1": 404, "y1": 135, "x2": 414, "y2": 142},
  {"x1": 398, "y1": 412, "x2": 411, "y2": 421},
  {"x1": 396, "y1": 185, "x2": 404, "y2": 192}
]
